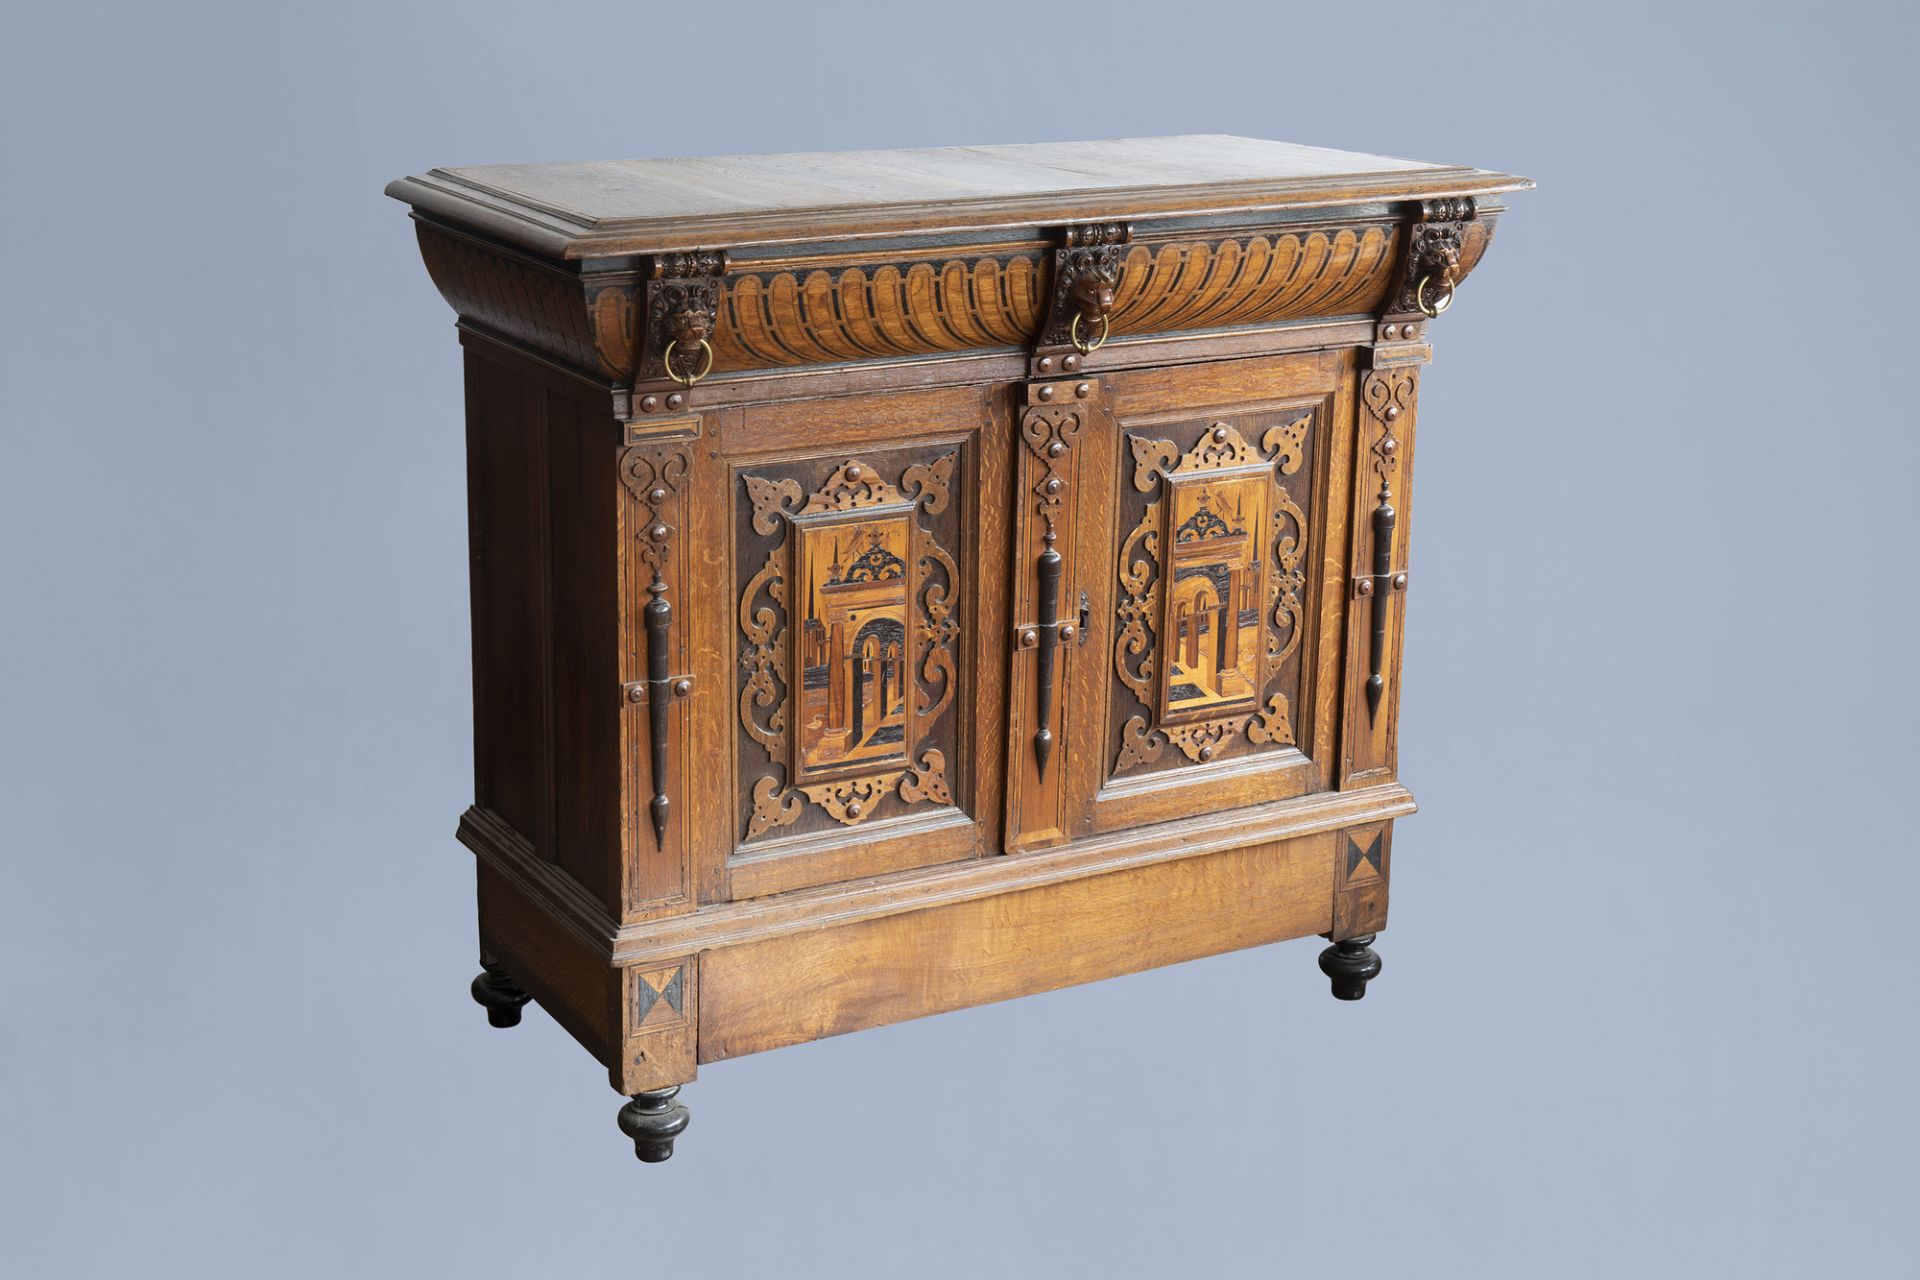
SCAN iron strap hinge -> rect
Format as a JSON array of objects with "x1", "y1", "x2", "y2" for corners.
[{"x1": 622, "y1": 675, "x2": 696, "y2": 706}]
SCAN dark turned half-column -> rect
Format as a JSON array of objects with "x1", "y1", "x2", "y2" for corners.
[
  {"x1": 1318, "y1": 934, "x2": 1383, "y2": 1001},
  {"x1": 618, "y1": 1087, "x2": 691, "y2": 1163},
  {"x1": 470, "y1": 961, "x2": 531, "y2": 1028}
]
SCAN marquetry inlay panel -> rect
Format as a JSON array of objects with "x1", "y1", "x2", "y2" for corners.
[
  {"x1": 1107, "y1": 407, "x2": 1319, "y2": 779},
  {"x1": 734, "y1": 446, "x2": 965, "y2": 845}
]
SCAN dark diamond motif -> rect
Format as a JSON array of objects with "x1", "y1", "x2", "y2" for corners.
[
  {"x1": 1346, "y1": 833, "x2": 1384, "y2": 879},
  {"x1": 636, "y1": 966, "x2": 686, "y2": 1023}
]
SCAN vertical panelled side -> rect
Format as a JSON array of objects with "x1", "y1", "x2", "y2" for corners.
[
  {"x1": 463, "y1": 351, "x2": 554, "y2": 853},
  {"x1": 546, "y1": 390, "x2": 625, "y2": 907}
]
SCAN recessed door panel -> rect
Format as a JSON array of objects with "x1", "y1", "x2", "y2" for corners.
[
  {"x1": 719, "y1": 386, "x2": 1010, "y2": 897},
  {"x1": 1076, "y1": 350, "x2": 1356, "y2": 835}
]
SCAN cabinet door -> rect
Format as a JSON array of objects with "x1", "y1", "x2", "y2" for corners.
[
  {"x1": 714, "y1": 386, "x2": 1011, "y2": 898},
  {"x1": 1020, "y1": 350, "x2": 1355, "y2": 844}
]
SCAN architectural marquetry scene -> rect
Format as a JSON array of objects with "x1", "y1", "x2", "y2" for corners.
[
  {"x1": 1110, "y1": 411, "x2": 1316, "y2": 776},
  {"x1": 735, "y1": 448, "x2": 964, "y2": 844}
]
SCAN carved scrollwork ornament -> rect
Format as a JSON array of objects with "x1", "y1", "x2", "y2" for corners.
[{"x1": 897, "y1": 750, "x2": 952, "y2": 806}]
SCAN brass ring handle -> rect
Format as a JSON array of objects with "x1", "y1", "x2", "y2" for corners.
[
  {"x1": 1415, "y1": 273, "x2": 1455, "y2": 318},
  {"x1": 1069, "y1": 312, "x2": 1110, "y2": 355},
  {"x1": 661, "y1": 338, "x2": 714, "y2": 387}
]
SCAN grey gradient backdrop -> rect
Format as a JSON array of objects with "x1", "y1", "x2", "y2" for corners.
[{"x1": 3, "y1": 2, "x2": 1914, "y2": 1275}]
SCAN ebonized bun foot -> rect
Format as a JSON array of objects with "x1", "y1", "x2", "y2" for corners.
[
  {"x1": 618, "y1": 1087, "x2": 691, "y2": 1163},
  {"x1": 470, "y1": 962, "x2": 531, "y2": 1028},
  {"x1": 1318, "y1": 934, "x2": 1382, "y2": 1001}
]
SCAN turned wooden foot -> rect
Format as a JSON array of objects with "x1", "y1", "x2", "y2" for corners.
[
  {"x1": 470, "y1": 961, "x2": 531, "y2": 1027},
  {"x1": 1318, "y1": 934, "x2": 1382, "y2": 1001},
  {"x1": 618, "y1": 1087, "x2": 691, "y2": 1163}
]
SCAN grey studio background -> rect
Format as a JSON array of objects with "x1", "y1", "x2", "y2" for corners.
[{"x1": 2, "y1": 1, "x2": 1913, "y2": 1276}]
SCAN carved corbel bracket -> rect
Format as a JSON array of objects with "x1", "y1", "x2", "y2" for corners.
[
  {"x1": 1031, "y1": 221, "x2": 1131, "y2": 375},
  {"x1": 1385, "y1": 198, "x2": 1486, "y2": 320},
  {"x1": 637, "y1": 250, "x2": 730, "y2": 405}
]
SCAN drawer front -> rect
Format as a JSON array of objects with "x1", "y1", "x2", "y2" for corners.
[
  {"x1": 717, "y1": 386, "x2": 1011, "y2": 897},
  {"x1": 1031, "y1": 350, "x2": 1356, "y2": 843}
]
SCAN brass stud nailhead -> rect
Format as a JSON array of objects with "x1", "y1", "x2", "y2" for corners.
[
  {"x1": 640, "y1": 395, "x2": 659, "y2": 413},
  {"x1": 1038, "y1": 385, "x2": 1055, "y2": 402},
  {"x1": 672, "y1": 678, "x2": 692, "y2": 698},
  {"x1": 666, "y1": 393, "x2": 684, "y2": 410},
  {"x1": 1075, "y1": 382, "x2": 1090, "y2": 399},
  {"x1": 1038, "y1": 356, "x2": 1054, "y2": 373}
]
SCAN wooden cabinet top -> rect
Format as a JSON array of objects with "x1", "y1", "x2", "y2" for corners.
[{"x1": 386, "y1": 134, "x2": 1530, "y2": 260}]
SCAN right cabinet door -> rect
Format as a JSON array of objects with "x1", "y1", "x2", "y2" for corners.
[{"x1": 1071, "y1": 348, "x2": 1358, "y2": 837}]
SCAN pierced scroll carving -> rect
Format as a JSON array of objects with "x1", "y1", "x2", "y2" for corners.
[
  {"x1": 1115, "y1": 716, "x2": 1166, "y2": 770},
  {"x1": 1114, "y1": 498, "x2": 1162, "y2": 704},
  {"x1": 737, "y1": 451, "x2": 963, "y2": 840},
  {"x1": 1247, "y1": 693, "x2": 1293, "y2": 744},
  {"x1": 897, "y1": 750, "x2": 952, "y2": 806},
  {"x1": 746, "y1": 773, "x2": 803, "y2": 840},
  {"x1": 900, "y1": 454, "x2": 954, "y2": 514},
  {"x1": 1109, "y1": 410, "x2": 1313, "y2": 777},
  {"x1": 801, "y1": 773, "x2": 902, "y2": 827},
  {"x1": 800, "y1": 460, "x2": 907, "y2": 514},
  {"x1": 1162, "y1": 716, "x2": 1242, "y2": 764},
  {"x1": 738, "y1": 548, "x2": 787, "y2": 755},
  {"x1": 915, "y1": 542, "x2": 959, "y2": 723},
  {"x1": 745, "y1": 475, "x2": 802, "y2": 535}
]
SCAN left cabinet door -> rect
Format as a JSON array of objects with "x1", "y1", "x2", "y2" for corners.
[{"x1": 704, "y1": 384, "x2": 1014, "y2": 900}]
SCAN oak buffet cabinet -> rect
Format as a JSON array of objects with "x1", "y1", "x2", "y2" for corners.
[{"x1": 387, "y1": 136, "x2": 1527, "y2": 1161}]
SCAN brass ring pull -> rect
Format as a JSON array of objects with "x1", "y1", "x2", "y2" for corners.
[
  {"x1": 1069, "y1": 312, "x2": 1110, "y2": 355},
  {"x1": 661, "y1": 338, "x2": 714, "y2": 387},
  {"x1": 1415, "y1": 273, "x2": 1455, "y2": 318}
]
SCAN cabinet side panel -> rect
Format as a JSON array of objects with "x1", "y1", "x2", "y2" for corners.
[
  {"x1": 546, "y1": 390, "x2": 623, "y2": 906},
  {"x1": 476, "y1": 862, "x2": 617, "y2": 1064},
  {"x1": 464, "y1": 351, "x2": 553, "y2": 852}
]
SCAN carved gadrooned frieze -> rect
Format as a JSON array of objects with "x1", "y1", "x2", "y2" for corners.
[
  {"x1": 699, "y1": 220, "x2": 1406, "y2": 377},
  {"x1": 1108, "y1": 412, "x2": 1315, "y2": 777},
  {"x1": 736, "y1": 449, "x2": 962, "y2": 843}
]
